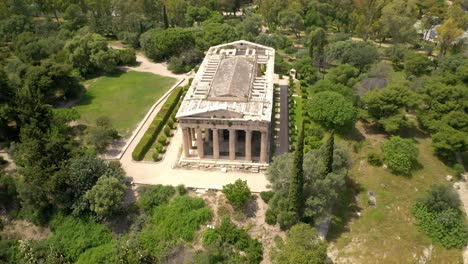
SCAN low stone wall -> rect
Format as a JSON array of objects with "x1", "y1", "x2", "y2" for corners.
[{"x1": 177, "y1": 159, "x2": 268, "y2": 173}]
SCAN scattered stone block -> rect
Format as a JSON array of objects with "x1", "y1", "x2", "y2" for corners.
[{"x1": 446, "y1": 175, "x2": 453, "y2": 181}]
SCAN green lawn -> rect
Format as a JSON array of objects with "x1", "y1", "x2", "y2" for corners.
[
  {"x1": 329, "y1": 123, "x2": 463, "y2": 263},
  {"x1": 74, "y1": 71, "x2": 177, "y2": 136}
]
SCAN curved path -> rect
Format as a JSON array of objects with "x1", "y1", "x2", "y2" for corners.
[{"x1": 110, "y1": 54, "x2": 270, "y2": 192}]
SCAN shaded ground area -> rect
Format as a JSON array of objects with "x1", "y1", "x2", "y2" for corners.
[
  {"x1": 74, "y1": 71, "x2": 176, "y2": 136},
  {"x1": 328, "y1": 121, "x2": 462, "y2": 263}
]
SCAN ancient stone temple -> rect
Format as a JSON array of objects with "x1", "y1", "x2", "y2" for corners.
[{"x1": 176, "y1": 40, "x2": 275, "y2": 170}]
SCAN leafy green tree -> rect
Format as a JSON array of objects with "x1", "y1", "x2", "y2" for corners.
[
  {"x1": 325, "y1": 64, "x2": 360, "y2": 87},
  {"x1": 0, "y1": 15, "x2": 32, "y2": 42},
  {"x1": 436, "y1": 18, "x2": 464, "y2": 56},
  {"x1": 326, "y1": 40, "x2": 378, "y2": 72},
  {"x1": 363, "y1": 83, "x2": 417, "y2": 133},
  {"x1": 309, "y1": 28, "x2": 328, "y2": 71},
  {"x1": 306, "y1": 91, "x2": 357, "y2": 131},
  {"x1": 379, "y1": 0, "x2": 417, "y2": 43},
  {"x1": 270, "y1": 223, "x2": 331, "y2": 264},
  {"x1": 85, "y1": 176, "x2": 127, "y2": 219},
  {"x1": 381, "y1": 136, "x2": 419, "y2": 175},
  {"x1": 222, "y1": 179, "x2": 251, "y2": 208},
  {"x1": 185, "y1": 6, "x2": 211, "y2": 26},
  {"x1": 63, "y1": 4, "x2": 87, "y2": 30},
  {"x1": 279, "y1": 8, "x2": 304, "y2": 38},
  {"x1": 288, "y1": 124, "x2": 304, "y2": 219},
  {"x1": 404, "y1": 52, "x2": 432, "y2": 76},
  {"x1": 195, "y1": 22, "x2": 239, "y2": 50},
  {"x1": 308, "y1": 80, "x2": 357, "y2": 104},
  {"x1": 432, "y1": 126, "x2": 467, "y2": 161},
  {"x1": 140, "y1": 28, "x2": 195, "y2": 61}
]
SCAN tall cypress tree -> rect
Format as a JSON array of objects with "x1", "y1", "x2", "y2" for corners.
[
  {"x1": 162, "y1": 5, "x2": 169, "y2": 29},
  {"x1": 288, "y1": 123, "x2": 305, "y2": 218},
  {"x1": 323, "y1": 131, "x2": 335, "y2": 175}
]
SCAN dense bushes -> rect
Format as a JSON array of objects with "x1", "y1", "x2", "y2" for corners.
[
  {"x1": 140, "y1": 28, "x2": 195, "y2": 61},
  {"x1": 222, "y1": 179, "x2": 251, "y2": 208},
  {"x1": 48, "y1": 215, "x2": 113, "y2": 261},
  {"x1": 200, "y1": 217, "x2": 263, "y2": 263},
  {"x1": 132, "y1": 86, "x2": 184, "y2": 161},
  {"x1": 137, "y1": 196, "x2": 212, "y2": 261},
  {"x1": 382, "y1": 136, "x2": 419, "y2": 175},
  {"x1": 413, "y1": 184, "x2": 467, "y2": 249},
  {"x1": 137, "y1": 185, "x2": 176, "y2": 213}
]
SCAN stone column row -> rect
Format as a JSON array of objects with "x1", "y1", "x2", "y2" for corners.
[{"x1": 182, "y1": 127, "x2": 268, "y2": 163}]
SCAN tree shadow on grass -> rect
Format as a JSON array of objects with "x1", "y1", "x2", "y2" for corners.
[{"x1": 327, "y1": 176, "x2": 364, "y2": 242}]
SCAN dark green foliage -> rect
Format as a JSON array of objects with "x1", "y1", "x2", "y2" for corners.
[
  {"x1": 152, "y1": 151, "x2": 160, "y2": 161},
  {"x1": 154, "y1": 142, "x2": 164, "y2": 153},
  {"x1": 418, "y1": 184, "x2": 461, "y2": 213},
  {"x1": 140, "y1": 28, "x2": 195, "y2": 61},
  {"x1": 265, "y1": 208, "x2": 277, "y2": 225},
  {"x1": 222, "y1": 179, "x2": 251, "y2": 208},
  {"x1": 76, "y1": 242, "x2": 118, "y2": 264},
  {"x1": 48, "y1": 215, "x2": 113, "y2": 262},
  {"x1": 115, "y1": 48, "x2": 137, "y2": 66},
  {"x1": 201, "y1": 217, "x2": 263, "y2": 264},
  {"x1": 323, "y1": 132, "x2": 334, "y2": 175},
  {"x1": 271, "y1": 223, "x2": 331, "y2": 264},
  {"x1": 260, "y1": 191, "x2": 274, "y2": 204},
  {"x1": 326, "y1": 40, "x2": 378, "y2": 72},
  {"x1": 307, "y1": 91, "x2": 357, "y2": 131},
  {"x1": 308, "y1": 79, "x2": 358, "y2": 104},
  {"x1": 432, "y1": 126, "x2": 467, "y2": 161},
  {"x1": 176, "y1": 184, "x2": 188, "y2": 195},
  {"x1": 163, "y1": 125, "x2": 171, "y2": 137},
  {"x1": 0, "y1": 239, "x2": 18, "y2": 264},
  {"x1": 132, "y1": 86, "x2": 184, "y2": 161},
  {"x1": 137, "y1": 196, "x2": 211, "y2": 261},
  {"x1": 288, "y1": 124, "x2": 304, "y2": 219},
  {"x1": 137, "y1": 185, "x2": 176, "y2": 213},
  {"x1": 363, "y1": 83, "x2": 417, "y2": 133},
  {"x1": 382, "y1": 136, "x2": 419, "y2": 175},
  {"x1": 404, "y1": 52, "x2": 432, "y2": 76},
  {"x1": 413, "y1": 203, "x2": 468, "y2": 249},
  {"x1": 367, "y1": 152, "x2": 383, "y2": 166},
  {"x1": 84, "y1": 176, "x2": 127, "y2": 219},
  {"x1": 0, "y1": 173, "x2": 17, "y2": 211}
]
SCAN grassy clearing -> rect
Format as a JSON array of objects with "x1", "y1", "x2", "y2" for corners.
[
  {"x1": 328, "y1": 123, "x2": 462, "y2": 263},
  {"x1": 75, "y1": 71, "x2": 176, "y2": 136}
]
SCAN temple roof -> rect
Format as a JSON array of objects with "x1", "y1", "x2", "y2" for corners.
[{"x1": 176, "y1": 40, "x2": 275, "y2": 122}]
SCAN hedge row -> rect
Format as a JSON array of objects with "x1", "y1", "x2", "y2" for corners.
[{"x1": 132, "y1": 86, "x2": 184, "y2": 161}]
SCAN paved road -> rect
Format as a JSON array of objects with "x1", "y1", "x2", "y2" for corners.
[{"x1": 278, "y1": 84, "x2": 289, "y2": 154}]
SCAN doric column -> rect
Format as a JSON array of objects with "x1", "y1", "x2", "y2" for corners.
[
  {"x1": 219, "y1": 129, "x2": 224, "y2": 143},
  {"x1": 182, "y1": 127, "x2": 190, "y2": 158},
  {"x1": 190, "y1": 128, "x2": 196, "y2": 145},
  {"x1": 229, "y1": 129, "x2": 236, "y2": 160},
  {"x1": 196, "y1": 128, "x2": 204, "y2": 158},
  {"x1": 245, "y1": 129, "x2": 252, "y2": 161},
  {"x1": 260, "y1": 131, "x2": 268, "y2": 163},
  {"x1": 187, "y1": 127, "x2": 192, "y2": 146},
  {"x1": 212, "y1": 128, "x2": 219, "y2": 159}
]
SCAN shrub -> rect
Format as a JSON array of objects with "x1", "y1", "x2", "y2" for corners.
[
  {"x1": 382, "y1": 136, "x2": 418, "y2": 175},
  {"x1": 115, "y1": 48, "x2": 136, "y2": 66},
  {"x1": 265, "y1": 208, "x2": 277, "y2": 225},
  {"x1": 277, "y1": 210, "x2": 297, "y2": 230},
  {"x1": 260, "y1": 191, "x2": 274, "y2": 204},
  {"x1": 453, "y1": 163, "x2": 465, "y2": 179},
  {"x1": 154, "y1": 143, "x2": 164, "y2": 153},
  {"x1": 163, "y1": 125, "x2": 171, "y2": 137},
  {"x1": 137, "y1": 196, "x2": 212, "y2": 260},
  {"x1": 136, "y1": 185, "x2": 176, "y2": 213},
  {"x1": 76, "y1": 242, "x2": 118, "y2": 264},
  {"x1": 167, "y1": 119, "x2": 174, "y2": 129},
  {"x1": 418, "y1": 184, "x2": 461, "y2": 213},
  {"x1": 48, "y1": 215, "x2": 112, "y2": 261},
  {"x1": 413, "y1": 203, "x2": 468, "y2": 248},
  {"x1": 157, "y1": 135, "x2": 167, "y2": 145},
  {"x1": 222, "y1": 179, "x2": 251, "y2": 208},
  {"x1": 367, "y1": 152, "x2": 383, "y2": 166},
  {"x1": 176, "y1": 184, "x2": 187, "y2": 195},
  {"x1": 152, "y1": 150, "x2": 160, "y2": 161}
]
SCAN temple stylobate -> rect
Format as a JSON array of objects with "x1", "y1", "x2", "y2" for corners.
[{"x1": 176, "y1": 40, "x2": 275, "y2": 170}]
